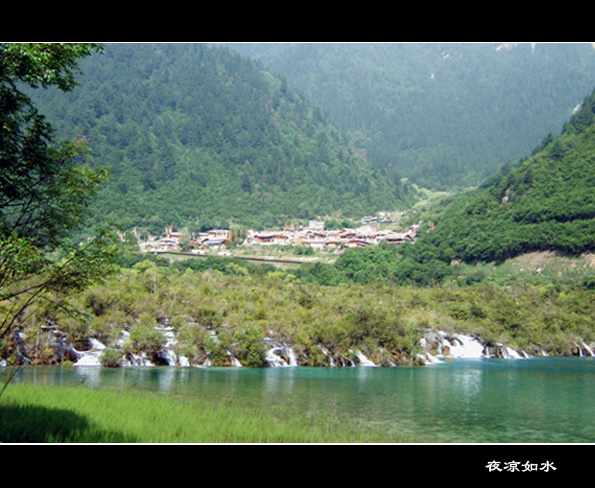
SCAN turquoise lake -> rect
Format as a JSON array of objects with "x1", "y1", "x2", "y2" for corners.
[{"x1": 3, "y1": 357, "x2": 595, "y2": 443}]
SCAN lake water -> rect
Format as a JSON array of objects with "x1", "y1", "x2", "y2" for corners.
[{"x1": 3, "y1": 357, "x2": 595, "y2": 443}]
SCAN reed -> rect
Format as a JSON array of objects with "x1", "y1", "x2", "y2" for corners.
[{"x1": 0, "y1": 384, "x2": 406, "y2": 443}]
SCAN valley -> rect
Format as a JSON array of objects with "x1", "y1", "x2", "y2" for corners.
[{"x1": 7, "y1": 43, "x2": 595, "y2": 448}]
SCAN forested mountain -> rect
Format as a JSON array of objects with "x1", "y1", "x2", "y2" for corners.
[
  {"x1": 31, "y1": 43, "x2": 413, "y2": 235},
  {"x1": 414, "y1": 85, "x2": 595, "y2": 264},
  {"x1": 226, "y1": 43, "x2": 595, "y2": 189}
]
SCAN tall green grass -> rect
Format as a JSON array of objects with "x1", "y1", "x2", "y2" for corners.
[{"x1": 0, "y1": 384, "x2": 409, "y2": 443}]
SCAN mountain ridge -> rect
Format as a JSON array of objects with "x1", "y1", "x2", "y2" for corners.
[
  {"x1": 226, "y1": 42, "x2": 595, "y2": 189},
  {"x1": 414, "y1": 84, "x2": 595, "y2": 264},
  {"x1": 31, "y1": 43, "x2": 413, "y2": 235}
]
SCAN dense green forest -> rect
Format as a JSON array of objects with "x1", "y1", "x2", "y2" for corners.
[
  {"x1": 31, "y1": 43, "x2": 413, "y2": 236},
  {"x1": 228, "y1": 43, "x2": 595, "y2": 189},
  {"x1": 412, "y1": 85, "x2": 595, "y2": 265}
]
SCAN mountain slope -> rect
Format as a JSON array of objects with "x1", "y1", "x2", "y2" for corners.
[
  {"x1": 226, "y1": 42, "x2": 595, "y2": 189},
  {"x1": 32, "y1": 43, "x2": 413, "y2": 234},
  {"x1": 417, "y1": 85, "x2": 595, "y2": 263}
]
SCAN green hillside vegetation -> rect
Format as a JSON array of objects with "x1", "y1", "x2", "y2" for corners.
[
  {"x1": 415, "y1": 86, "x2": 595, "y2": 265},
  {"x1": 228, "y1": 43, "x2": 595, "y2": 189},
  {"x1": 8, "y1": 253, "x2": 595, "y2": 370},
  {"x1": 31, "y1": 43, "x2": 413, "y2": 235}
]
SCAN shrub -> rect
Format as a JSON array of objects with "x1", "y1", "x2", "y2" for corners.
[
  {"x1": 124, "y1": 320, "x2": 166, "y2": 360},
  {"x1": 233, "y1": 325, "x2": 266, "y2": 367},
  {"x1": 101, "y1": 348, "x2": 123, "y2": 367}
]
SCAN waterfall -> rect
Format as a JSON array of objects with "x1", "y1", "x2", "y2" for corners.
[
  {"x1": 353, "y1": 350, "x2": 377, "y2": 367},
  {"x1": 265, "y1": 347, "x2": 290, "y2": 367},
  {"x1": 72, "y1": 338, "x2": 106, "y2": 367},
  {"x1": 157, "y1": 326, "x2": 179, "y2": 366},
  {"x1": 264, "y1": 337, "x2": 298, "y2": 367},
  {"x1": 227, "y1": 352, "x2": 242, "y2": 367},
  {"x1": 422, "y1": 330, "x2": 530, "y2": 361},
  {"x1": 286, "y1": 347, "x2": 298, "y2": 366},
  {"x1": 126, "y1": 352, "x2": 155, "y2": 367},
  {"x1": 443, "y1": 333, "x2": 485, "y2": 358},
  {"x1": 43, "y1": 323, "x2": 595, "y2": 369},
  {"x1": 501, "y1": 346, "x2": 523, "y2": 359},
  {"x1": 573, "y1": 342, "x2": 584, "y2": 357},
  {"x1": 419, "y1": 352, "x2": 444, "y2": 365},
  {"x1": 319, "y1": 345, "x2": 335, "y2": 367},
  {"x1": 581, "y1": 342, "x2": 595, "y2": 357}
]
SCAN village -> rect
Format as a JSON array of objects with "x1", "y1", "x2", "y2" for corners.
[{"x1": 138, "y1": 214, "x2": 420, "y2": 256}]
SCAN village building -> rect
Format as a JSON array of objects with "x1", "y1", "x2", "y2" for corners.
[
  {"x1": 139, "y1": 219, "x2": 420, "y2": 254},
  {"x1": 242, "y1": 224, "x2": 418, "y2": 250}
]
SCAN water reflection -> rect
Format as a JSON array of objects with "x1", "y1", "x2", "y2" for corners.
[
  {"x1": 74, "y1": 366, "x2": 105, "y2": 389},
  {"x1": 263, "y1": 367, "x2": 297, "y2": 396},
  {"x1": 3, "y1": 358, "x2": 595, "y2": 442},
  {"x1": 451, "y1": 362, "x2": 484, "y2": 401}
]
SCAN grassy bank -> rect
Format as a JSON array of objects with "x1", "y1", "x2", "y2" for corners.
[{"x1": 0, "y1": 384, "x2": 409, "y2": 443}]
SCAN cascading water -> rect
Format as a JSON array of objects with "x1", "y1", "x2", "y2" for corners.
[
  {"x1": 65, "y1": 329, "x2": 532, "y2": 368},
  {"x1": 16, "y1": 323, "x2": 595, "y2": 369},
  {"x1": 583, "y1": 343, "x2": 595, "y2": 356},
  {"x1": 227, "y1": 352, "x2": 242, "y2": 367},
  {"x1": 264, "y1": 337, "x2": 298, "y2": 367},
  {"x1": 352, "y1": 350, "x2": 377, "y2": 367},
  {"x1": 72, "y1": 338, "x2": 106, "y2": 367},
  {"x1": 419, "y1": 330, "x2": 528, "y2": 363},
  {"x1": 445, "y1": 333, "x2": 486, "y2": 358}
]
